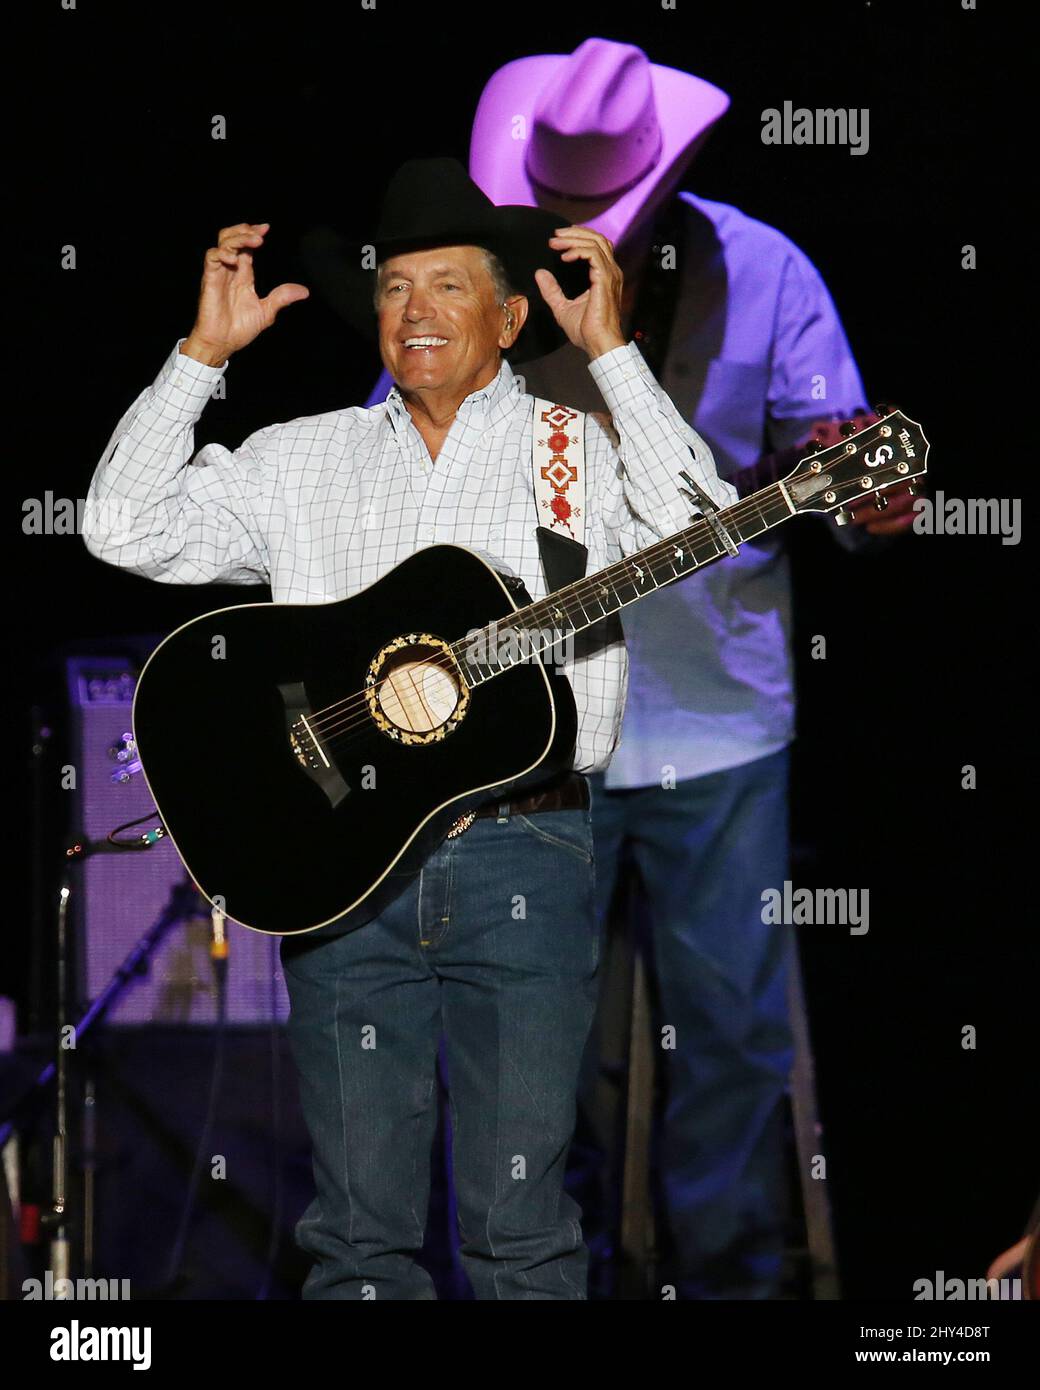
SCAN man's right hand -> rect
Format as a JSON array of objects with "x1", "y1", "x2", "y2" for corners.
[{"x1": 180, "y1": 223, "x2": 310, "y2": 366}]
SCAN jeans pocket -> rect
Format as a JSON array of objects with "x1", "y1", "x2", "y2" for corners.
[{"x1": 514, "y1": 808, "x2": 593, "y2": 864}]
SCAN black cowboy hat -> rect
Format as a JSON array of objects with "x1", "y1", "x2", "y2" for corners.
[{"x1": 299, "y1": 157, "x2": 590, "y2": 363}]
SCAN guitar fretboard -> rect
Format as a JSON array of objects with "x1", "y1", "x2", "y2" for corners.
[{"x1": 451, "y1": 480, "x2": 794, "y2": 683}]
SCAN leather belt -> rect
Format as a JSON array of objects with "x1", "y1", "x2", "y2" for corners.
[
  {"x1": 475, "y1": 770, "x2": 588, "y2": 818},
  {"x1": 445, "y1": 771, "x2": 588, "y2": 839}
]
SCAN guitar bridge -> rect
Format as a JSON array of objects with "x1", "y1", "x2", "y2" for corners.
[
  {"x1": 279, "y1": 681, "x2": 350, "y2": 809},
  {"x1": 289, "y1": 714, "x2": 327, "y2": 770}
]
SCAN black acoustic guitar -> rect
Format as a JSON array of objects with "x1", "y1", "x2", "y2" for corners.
[{"x1": 133, "y1": 410, "x2": 928, "y2": 935}]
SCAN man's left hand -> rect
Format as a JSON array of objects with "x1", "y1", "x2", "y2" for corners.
[
  {"x1": 846, "y1": 482, "x2": 917, "y2": 535},
  {"x1": 534, "y1": 227, "x2": 626, "y2": 360}
]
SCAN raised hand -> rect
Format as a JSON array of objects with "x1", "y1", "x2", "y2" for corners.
[
  {"x1": 534, "y1": 227, "x2": 626, "y2": 361},
  {"x1": 180, "y1": 223, "x2": 310, "y2": 366}
]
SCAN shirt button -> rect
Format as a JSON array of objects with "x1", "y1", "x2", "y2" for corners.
[{"x1": 420, "y1": 526, "x2": 435, "y2": 543}]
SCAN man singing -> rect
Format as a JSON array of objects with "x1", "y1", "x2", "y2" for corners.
[{"x1": 82, "y1": 158, "x2": 735, "y2": 1298}]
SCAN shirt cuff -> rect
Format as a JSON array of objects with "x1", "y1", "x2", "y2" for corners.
[
  {"x1": 150, "y1": 338, "x2": 229, "y2": 423},
  {"x1": 586, "y1": 340, "x2": 657, "y2": 411}
]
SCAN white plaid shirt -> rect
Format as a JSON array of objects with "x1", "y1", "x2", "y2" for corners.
[{"x1": 83, "y1": 338, "x2": 735, "y2": 772}]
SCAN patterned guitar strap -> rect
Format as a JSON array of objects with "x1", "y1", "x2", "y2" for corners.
[
  {"x1": 532, "y1": 398, "x2": 624, "y2": 652},
  {"x1": 445, "y1": 399, "x2": 590, "y2": 841},
  {"x1": 531, "y1": 398, "x2": 588, "y2": 592}
]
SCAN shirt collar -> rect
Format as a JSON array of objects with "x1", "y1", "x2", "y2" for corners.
[{"x1": 383, "y1": 358, "x2": 521, "y2": 439}]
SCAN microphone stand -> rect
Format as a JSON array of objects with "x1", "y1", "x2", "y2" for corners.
[
  {"x1": 47, "y1": 879, "x2": 71, "y2": 1288},
  {"x1": 0, "y1": 854, "x2": 206, "y2": 1292}
]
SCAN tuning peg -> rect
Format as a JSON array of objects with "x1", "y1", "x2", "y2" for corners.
[
  {"x1": 873, "y1": 491, "x2": 888, "y2": 511},
  {"x1": 834, "y1": 508, "x2": 854, "y2": 526},
  {"x1": 839, "y1": 421, "x2": 858, "y2": 436},
  {"x1": 873, "y1": 402, "x2": 895, "y2": 417}
]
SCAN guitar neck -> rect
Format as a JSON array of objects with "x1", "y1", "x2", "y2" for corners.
[
  {"x1": 731, "y1": 445, "x2": 802, "y2": 499},
  {"x1": 454, "y1": 478, "x2": 795, "y2": 683}
]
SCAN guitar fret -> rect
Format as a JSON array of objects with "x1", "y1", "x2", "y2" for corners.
[
  {"x1": 584, "y1": 588, "x2": 607, "y2": 621},
  {"x1": 571, "y1": 591, "x2": 593, "y2": 625}
]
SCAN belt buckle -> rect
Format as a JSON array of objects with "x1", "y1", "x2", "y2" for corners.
[{"x1": 445, "y1": 810, "x2": 477, "y2": 839}]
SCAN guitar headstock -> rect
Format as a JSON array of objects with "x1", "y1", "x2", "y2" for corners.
[{"x1": 781, "y1": 409, "x2": 929, "y2": 520}]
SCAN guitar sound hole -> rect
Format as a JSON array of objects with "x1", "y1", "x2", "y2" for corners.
[{"x1": 375, "y1": 644, "x2": 462, "y2": 735}]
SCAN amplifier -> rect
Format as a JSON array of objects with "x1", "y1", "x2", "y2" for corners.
[{"x1": 66, "y1": 654, "x2": 289, "y2": 1025}]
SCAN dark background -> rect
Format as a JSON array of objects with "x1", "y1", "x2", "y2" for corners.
[{"x1": 6, "y1": 0, "x2": 1032, "y2": 1301}]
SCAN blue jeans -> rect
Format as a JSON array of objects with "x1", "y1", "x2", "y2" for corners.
[
  {"x1": 280, "y1": 804, "x2": 599, "y2": 1299},
  {"x1": 585, "y1": 748, "x2": 794, "y2": 1298}
]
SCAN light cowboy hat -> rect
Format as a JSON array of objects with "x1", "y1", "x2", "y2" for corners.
[{"x1": 469, "y1": 37, "x2": 730, "y2": 246}]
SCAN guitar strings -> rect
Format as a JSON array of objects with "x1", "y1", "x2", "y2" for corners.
[
  {"x1": 301, "y1": 417, "x2": 908, "y2": 744},
  {"x1": 395, "y1": 661, "x2": 439, "y2": 732},
  {"x1": 308, "y1": 497, "x2": 791, "y2": 753},
  {"x1": 303, "y1": 514, "x2": 756, "y2": 747},
  {"x1": 302, "y1": 487, "x2": 791, "y2": 749},
  {"x1": 297, "y1": 486, "x2": 792, "y2": 753},
  {"x1": 286, "y1": 420, "x2": 915, "y2": 756}
]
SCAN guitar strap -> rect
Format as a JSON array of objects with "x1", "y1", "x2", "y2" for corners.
[
  {"x1": 525, "y1": 198, "x2": 687, "y2": 592},
  {"x1": 531, "y1": 398, "x2": 588, "y2": 593},
  {"x1": 447, "y1": 400, "x2": 590, "y2": 834}
]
